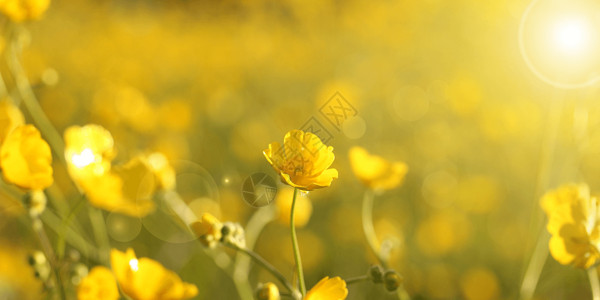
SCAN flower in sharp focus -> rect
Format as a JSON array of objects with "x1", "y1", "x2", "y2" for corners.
[
  {"x1": 0, "y1": 125, "x2": 53, "y2": 190},
  {"x1": 110, "y1": 248, "x2": 198, "y2": 300},
  {"x1": 64, "y1": 124, "x2": 115, "y2": 182},
  {"x1": 305, "y1": 276, "x2": 348, "y2": 300},
  {"x1": 264, "y1": 129, "x2": 338, "y2": 191},
  {"x1": 275, "y1": 187, "x2": 313, "y2": 227},
  {"x1": 77, "y1": 266, "x2": 119, "y2": 300},
  {"x1": 349, "y1": 146, "x2": 408, "y2": 191},
  {"x1": 81, "y1": 155, "x2": 156, "y2": 217},
  {"x1": 0, "y1": 0, "x2": 50, "y2": 22},
  {"x1": 0, "y1": 98, "x2": 24, "y2": 146},
  {"x1": 190, "y1": 213, "x2": 223, "y2": 248},
  {"x1": 540, "y1": 183, "x2": 600, "y2": 268}
]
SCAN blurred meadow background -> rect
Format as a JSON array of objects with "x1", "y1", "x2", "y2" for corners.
[{"x1": 3, "y1": 0, "x2": 600, "y2": 299}]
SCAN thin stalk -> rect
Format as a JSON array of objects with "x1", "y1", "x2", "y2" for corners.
[
  {"x1": 31, "y1": 217, "x2": 66, "y2": 300},
  {"x1": 88, "y1": 207, "x2": 110, "y2": 264},
  {"x1": 345, "y1": 275, "x2": 370, "y2": 285},
  {"x1": 589, "y1": 268, "x2": 600, "y2": 300},
  {"x1": 233, "y1": 206, "x2": 276, "y2": 300},
  {"x1": 56, "y1": 195, "x2": 86, "y2": 259},
  {"x1": 5, "y1": 26, "x2": 65, "y2": 163},
  {"x1": 226, "y1": 243, "x2": 297, "y2": 297},
  {"x1": 362, "y1": 189, "x2": 387, "y2": 268},
  {"x1": 519, "y1": 93, "x2": 563, "y2": 300},
  {"x1": 290, "y1": 188, "x2": 306, "y2": 296}
]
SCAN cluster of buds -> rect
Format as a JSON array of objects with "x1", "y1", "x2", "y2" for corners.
[
  {"x1": 24, "y1": 190, "x2": 47, "y2": 219},
  {"x1": 28, "y1": 251, "x2": 51, "y2": 284},
  {"x1": 369, "y1": 265, "x2": 403, "y2": 292},
  {"x1": 191, "y1": 213, "x2": 246, "y2": 249}
]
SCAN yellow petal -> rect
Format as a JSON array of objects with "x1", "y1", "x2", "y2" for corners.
[
  {"x1": 306, "y1": 276, "x2": 348, "y2": 300},
  {"x1": 190, "y1": 213, "x2": 223, "y2": 248},
  {"x1": 0, "y1": 125, "x2": 53, "y2": 190},
  {"x1": 110, "y1": 248, "x2": 198, "y2": 300},
  {"x1": 265, "y1": 130, "x2": 337, "y2": 191},
  {"x1": 81, "y1": 156, "x2": 156, "y2": 217},
  {"x1": 0, "y1": 98, "x2": 24, "y2": 146},
  {"x1": 349, "y1": 146, "x2": 407, "y2": 191},
  {"x1": 0, "y1": 0, "x2": 50, "y2": 22},
  {"x1": 77, "y1": 266, "x2": 119, "y2": 300},
  {"x1": 64, "y1": 124, "x2": 115, "y2": 182}
]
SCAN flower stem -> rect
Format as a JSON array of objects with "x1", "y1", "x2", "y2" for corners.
[
  {"x1": 226, "y1": 243, "x2": 297, "y2": 298},
  {"x1": 233, "y1": 206, "x2": 276, "y2": 300},
  {"x1": 31, "y1": 217, "x2": 66, "y2": 300},
  {"x1": 291, "y1": 188, "x2": 306, "y2": 297},
  {"x1": 345, "y1": 274, "x2": 370, "y2": 285},
  {"x1": 589, "y1": 268, "x2": 600, "y2": 300},
  {"x1": 362, "y1": 189, "x2": 388, "y2": 268}
]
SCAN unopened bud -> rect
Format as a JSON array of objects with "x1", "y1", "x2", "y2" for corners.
[
  {"x1": 256, "y1": 282, "x2": 280, "y2": 300},
  {"x1": 369, "y1": 265, "x2": 384, "y2": 283},
  {"x1": 384, "y1": 270, "x2": 403, "y2": 292}
]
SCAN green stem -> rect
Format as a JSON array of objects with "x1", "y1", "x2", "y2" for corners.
[
  {"x1": 345, "y1": 275, "x2": 370, "y2": 285},
  {"x1": 589, "y1": 268, "x2": 600, "y2": 300},
  {"x1": 290, "y1": 188, "x2": 306, "y2": 297},
  {"x1": 362, "y1": 189, "x2": 388, "y2": 268},
  {"x1": 88, "y1": 207, "x2": 110, "y2": 264},
  {"x1": 233, "y1": 206, "x2": 276, "y2": 300},
  {"x1": 6, "y1": 25, "x2": 65, "y2": 163},
  {"x1": 56, "y1": 195, "x2": 86, "y2": 260},
  {"x1": 31, "y1": 217, "x2": 66, "y2": 300},
  {"x1": 226, "y1": 243, "x2": 297, "y2": 297}
]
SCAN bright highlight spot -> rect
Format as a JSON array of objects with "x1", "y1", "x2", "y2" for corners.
[
  {"x1": 553, "y1": 18, "x2": 590, "y2": 54},
  {"x1": 71, "y1": 148, "x2": 95, "y2": 168},
  {"x1": 129, "y1": 258, "x2": 139, "y2": 272}
]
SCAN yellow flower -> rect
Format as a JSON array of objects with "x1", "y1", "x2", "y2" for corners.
[
  {"x1": 275, "y1": 187, "x2": 313, "y2": 227},
  {"x1": 264, "y1": 130, "x2": 338, "y2": 191},
  {"x1": 0, "y1": 98, "x2": 24, "y2": 146},
  {"x1": 146, "y1": 152, "x2": 176, "y2": 191},
  {"x1": 540, "y1": 183, "x2": 600, "y2": 268},
  {"x1": 81, "y1": 156, "x2": 156, "y2": 217},
  {"x1": 349, "y1": 146, "x2": 408, "y2": 191},
  {"x1": 77, "y1": 266, "x2": 119, "y2": 300},
  {"x1": 190, "y1": 213, "x2": 223, "y2": 248},
  {"x1": 0, "y1": 0, "x2": 50, "y2": 22},
  {"x1": 64, "y1": 124, "x2": 115, "y2": 181},
  {"x1": 110, "y1": 248, "x2": 198, "y2": 300},
  {"x1": 256, "y1": 282, "x2": 280, "y2": 300},
  {"x1": 0, "y1": 125, "x2": 53, "y2": 190},
  {"x1": 305, "y1": 276, "x2": 348, "y2": 300}
]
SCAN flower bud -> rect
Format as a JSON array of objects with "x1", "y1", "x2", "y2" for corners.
[
  {"x1": 384, "y1": 270, "x2": 403, "y2": 292},
  {"x1": 369, "y1": 265, "x2": 385, "y2": 283},
  {"x1": 256, "y1": 282, "x2": 280, "y2": 300}
]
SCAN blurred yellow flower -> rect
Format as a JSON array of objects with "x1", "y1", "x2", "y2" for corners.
[
  {"x1": 275, "y1": 187, "x2": 312, "y2": 227},
  {"x1": 0, "y1": 0, "x2": 50, "y2": 22},
  {"x1": 146, "y1": 152, "x2": 176, "y2": 191},
  {"x1": 0, "y1": 98, "x2": 24, "y2": 146},
  {"x1": 264, "y1": 130, "x2": 338, "y2": 191},
  {"x1": 110, "y1": 248, "x2": 198, "y2": 300},
  {"x1": 190, "y1": 212, "x2": 223, "y2": 248},
  {"x1": 77, "y1": 266, "x2": 119, "y2": 300},
  {"x1": 349, "y1": 146, "x2": 408, "y2": 191},
  {"x1": 0, "y1": 125, "x2": 53, "y2": 190},
  {"x1": 81, "y1": 156, "x2": 156, "y2": 217},
  {"x1": 540, "y1": 183, "x2": 600, "y2": 268},
  {"x1": 64, "y1": 124, "x2": 115, "y2": 181},
  {"x1": 256, "y1": 282, "x2": 280, "y2": 300},
  {"x1": 305, "y1": 276, "x2": 348, "y2": 300}
]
